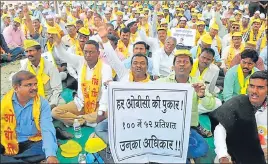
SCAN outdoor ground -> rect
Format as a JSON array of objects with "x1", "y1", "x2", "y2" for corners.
[{"x1": 1, "y1": 60, "x2": 21, "y2": 97}]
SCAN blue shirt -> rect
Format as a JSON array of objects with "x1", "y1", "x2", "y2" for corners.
[
  {"x1": 123, "y1": 57, "x2": 153, "y2": 75},
  {"x1": 190, "y1": 46, "x2": 222, "y2": 62},
  {"x1": 260, "y1": 45, "x2": 267, "y2": 70},
  {"x1": 12, "y1": 93, "x2": 58, "y2": 158}
]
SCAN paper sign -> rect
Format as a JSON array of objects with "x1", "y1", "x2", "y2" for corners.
[
  {"x1": 171, "y1": 28, "x2": 196, "y2": 48},
  {"x1": 108, "y1": 82, "x2": 193, "y2": 163}
]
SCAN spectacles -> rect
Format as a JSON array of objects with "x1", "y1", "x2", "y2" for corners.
[
  {"x1": 21, "y1": 83, "x2": 37, "y2": 88},
  {"x1": 232, "y1": 26, "x2": 239, "y2": 30}
]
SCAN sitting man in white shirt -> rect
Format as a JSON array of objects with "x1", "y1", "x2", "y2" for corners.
[
  {"x1": 52, "y1": 35, "x2": 112, "y2": 127},
  {"x1": 211, "y1": 70, "x2": 267, "y2": 164},
  {"x1": 152, "y1": 37, "x2": 176, "y2": 79}
]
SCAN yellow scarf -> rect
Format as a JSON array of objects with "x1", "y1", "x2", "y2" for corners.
[
  {"x1": 237, "y1": 64, "x2": 254, "y2": 94},
  {"x1": 46, "y1": 41, "x2": 57, "y2": 65},
  {"x1": 249, "y1": 30, "x2": 262, "y2": 42},
  {"x1": 165, "y1": 14, "x2": 170, "y2": 22},
  {"x1": 1, "y1": 89, "x2": 42, "y2": 156},
  {"x1": 130, "y1": 32, "x2": 138, "y2": 44},
  {"x1": 81, "y1": 60, "x2": 102, "y2": 114},
  {"x1": 195, "y1": 31, "x2": 206, "y2": 45},
  {"x1": 159, "y1": 40, "x2": 164, "y2": 48},
  {"x1": 190, "y1": 60, "x2": 208, "y2": 80},
  {"x1": 215, "y1": 35, "x2": 222, "y2": 53},
  {"x1": 227, "y1": 43, "x2": 245, "y2": 68},
  {"x1": 27, "y1": 57, "x2": 49, "y2": 97},
  {"x1": 139, "y1": 24, "x2": 150, "y2": 36},
  {"x1": 129, "y1": 71, "x2": 150, "y2": 82},
  {"x1": 241, "y1": 26, "x2": 249, "y2": 35},
  {"x1": 117, "y1": 40, "x2": 129, "y2": 58},
  {"x1": 75, "y1": 41, "x2": 83, "y2": 56},
  {"x1": 196, "y1": 46, "x2": 202, "y2": 58}
]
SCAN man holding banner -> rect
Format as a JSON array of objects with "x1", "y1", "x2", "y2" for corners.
[{"x1": 156, "y1": 49, "x2": 216, "y2": 160}]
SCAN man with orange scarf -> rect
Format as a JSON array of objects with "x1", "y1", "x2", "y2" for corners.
[
  {"x1": 223, "y1": 49, "x2": 259, "y2": 102},
  {"x1": 1, "y1": 71, "x2": 58, "y2": 163},
  {"x1": 52, "y1": 34, "x2": 112, "y2": 127}
]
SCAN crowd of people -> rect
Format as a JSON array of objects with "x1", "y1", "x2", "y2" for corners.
[{"x1": 0, "y1": 1, "x2": 267, "y2": 163}]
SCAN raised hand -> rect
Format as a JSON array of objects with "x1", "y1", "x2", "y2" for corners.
[{"x1": 97, "y1": 22, "x2": 108, "y2": 39}]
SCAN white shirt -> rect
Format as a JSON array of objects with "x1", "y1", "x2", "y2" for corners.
[
  {"x1": 202, "y1": 9, "x2": 213, "y2": 20},
  {"x1": 55, "y1": 44, "x2": 112, "y2": 111},
  {"x1": 214, "y1": 104, "x2": 267, "y2": 159},
  {"x1": 153, "y1": 48, "x2": 175, "y2": 77},
  {"x1": 138, "y1": 28, "x2": 160, "y2": 54},
  {"x1": 192, "y1": 59, "x2": 220, "y2": 94},
  {"x1": 221, "y1": 45, "x2": 242, "y2": 69}
]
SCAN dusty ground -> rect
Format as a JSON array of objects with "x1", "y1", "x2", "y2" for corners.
[{"x1": 1, "y1": 60, "x2": 21, "y2": 97}]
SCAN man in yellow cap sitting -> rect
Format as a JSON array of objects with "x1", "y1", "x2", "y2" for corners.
[
  {"x1": 156, "y1": 49, "x2": 215, "y2": 162},
  {"x1": 52, "y1": 31, "x2": 112, "y2": 128},
  {"x1": 229, "y1": 41, "x2": 265, "y2": 71},
  {"x1": 221, "y1": 32, "x2": 245, "y2": 72},
  {"x1": 243, "y1": 19, "x2": 262, "y2": 44},
  {"x1": 1, "y1": 71, "x2": 59, "y2": 163},
  {"x1": 195, "y1": 21, "x2": 207, "y2": 45},
  {"x1": 190, "y1": 34, "x2": 222, "y2": 67},
  {"x1": 20, "y1": 39, "x2": 65, "y2": 111},
  {"x1": 222, "y1": 21, "x2": 243, "y2": 50},
  {"x1": 61, "y1": 21, "x2": 78, "y2": 48},
  {"x1": 2, "y1": 17, "x2": 25, "y2": 58}
]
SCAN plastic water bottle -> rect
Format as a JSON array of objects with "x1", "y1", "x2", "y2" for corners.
[
  {"x1": 78, "y1": 153, "x2": 86, "y2": 163},
  {"x1": 73, "y1": 119, "x2": 82, "y2": 138}
]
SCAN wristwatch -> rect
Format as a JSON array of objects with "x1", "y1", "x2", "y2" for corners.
[{"x1": 98, "y1": 110, "x2": 104, "y2": 116}]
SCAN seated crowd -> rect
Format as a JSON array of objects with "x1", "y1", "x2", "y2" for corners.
[{"x1": 1, "y1": 1, "x2": 267, "y2": 163}]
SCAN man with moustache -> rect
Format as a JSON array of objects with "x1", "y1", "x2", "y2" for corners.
[
  {"x1": 20, "y1": 40, "x2": 72, "y2": 139},
  {"x1": 156, "y1": 49, "x2": 216, "y2": 162},
  {"x1": 211, "y1": 71, "x2": 267, "y2": 164},
  {"x1": 52, "y1": 34, "x2": 112, "y2": 127},
  {"x1": 223, "y1": 49, "x2": 259, "y2": 102},
  {"x1": 1, "y1": 71, "x2": 59, "y2": 163}
]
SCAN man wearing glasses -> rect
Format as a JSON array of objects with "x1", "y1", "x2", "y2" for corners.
[
  {"x1": 222, "y1": 22, "x2": 243, "y2": 50},
  {"x1": 52, "y1": 33, "x2": 113, "y2": 128}
]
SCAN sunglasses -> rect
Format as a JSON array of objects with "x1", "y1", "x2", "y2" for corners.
[{"x1": 232, "y1": 26, "x2": 239, "y2": 30}]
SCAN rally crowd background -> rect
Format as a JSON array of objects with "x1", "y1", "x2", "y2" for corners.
[{"x1": 0, "y1": 0, "x2": 267, "y2": 163}]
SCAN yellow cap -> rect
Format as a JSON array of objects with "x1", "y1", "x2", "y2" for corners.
[
  {"x1": 197, "y1": 13, "x2": 202, "y2": 19},
  {"x1": 229, "y1": 5, "x2": 234, "y2": 9},
  {"x1": 60, "y1": 140, "x2": 82, "y2": 158},
  {"x1": 232, "y1": 32, "x2": 242, "y2": 37},
  {"x1": 176, "y1": 13, "x2": 183, "y2": 17},
  {"x1": 144, "y1": 8, "x2": 149, "y2": 11},
  {"x1": 192, "y1": 13, "x2": 197, "y2": 17},
  {"x1": 157, "y1": 27, "x2": 167, "y2": 31},
  {"x1": 232, "y1": 22, "x2": 240, "y2": 26},
  {"x1": 24, "y1": 40, "x2": 40, "y2": 49},
  {"x1": 201, "y1": 34, "x2": 213, "y2": 45},
  {"x1": 235, "y1": 11, "x2": 242, "y2": 15},
  {"x1": 174, "y1": 49, "x2": 191, "y2": 57},
  {"x1": 66, "y1": 21, "x2": 76, "y2": 26},
  {"x1": 207, "y1": 4, "x2": 212, "y2": 7},
  {"x1": 160, "y1": 20, "x2": 168, "y2": 25},
  {"x1": 252, "y1": 19, "x2": 261, "y2": 23},
  {"x1": 210, "y1": 23, "x2": 219, "y2": 30},
  {"x1": 163, "y1": 6, "x2": 169, "y2": 10},
  {"x1": 196, "y1": 21, "x2": 205, "y2": 26},
  {"x1": 1, "y1": 14, "x2": 10, "y2": 19},
  {"x1": 229, "y1": 17, "x2": 235, "y2": 22},
  {"x1": 13, "y1": 17, "x2": 21, "y2": 24},
  {"x1": 85, "y1": 138, "x2": 107, "y2": 153},
  {"x1": 157, "y1": 12, "x2": 164, "y2": 16},
  {"x1": 66, "y1": 2, "x2": 72, "y2": 6},
  {"x1": 78, "y1": 27, "x2": 90, "y2": 36},
  {"x1": 191, "y1": 8, "x2": 195, "y2": 12},
  {"x1": 246, "y1": 40, "x2": 257, "y2": 46},
  {"x1": 116, "y1": 11, "x2": 123, "y2": 16},
  {"x1": 47, "y1": 27, "x2": 58, "y2": 34}
]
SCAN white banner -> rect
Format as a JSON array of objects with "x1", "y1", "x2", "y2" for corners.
[
  {"x1": 171, "y1": 28, "x2": 196, "y2": 47},
  {"x1": 108, "y1": 82, "x2": 193, "y2": 163}
]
